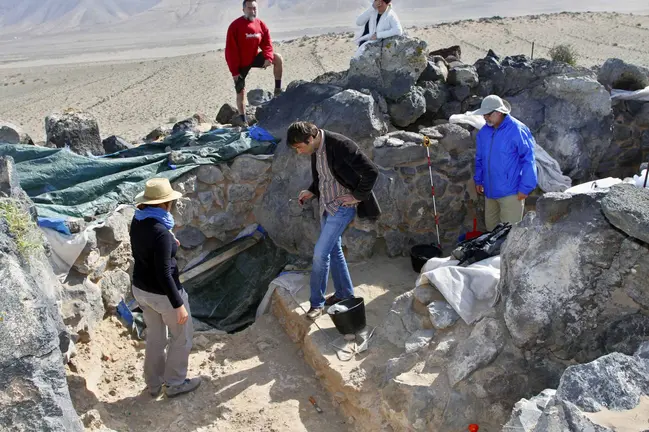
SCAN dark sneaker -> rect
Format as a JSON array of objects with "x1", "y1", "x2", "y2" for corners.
[
  {"x1": 306, "y1": 307, "x2": 323, "y2": 320},
  {"x1": 149, "y1": 385, "x2": 162, "y2": 397},
  {"x1": 165, "y1": 378, "x2": 201, "y2": 398},
  {"x1": 324, "y1": 295, "x2": 343, "y2": 306},
  {"x1": 274, "y1": 88, "x2": 283, "y2": 97}
]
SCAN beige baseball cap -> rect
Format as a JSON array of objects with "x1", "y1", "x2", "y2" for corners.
[{"x1": 470, "y1": 95, "x2": 512, "y2": 116}]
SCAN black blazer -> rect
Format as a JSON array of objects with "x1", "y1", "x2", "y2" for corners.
[{"x1": 308, "y1": 130, "x2": 381, "y2": 219}]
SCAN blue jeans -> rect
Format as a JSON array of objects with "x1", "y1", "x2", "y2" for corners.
[{"x1": 310, "y1": 206, "x2": 356, "y2": 309}]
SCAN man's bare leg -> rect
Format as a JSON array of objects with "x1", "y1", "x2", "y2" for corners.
[{"x1": 273, "y1": 53, "x2": 283, "y2": 95}]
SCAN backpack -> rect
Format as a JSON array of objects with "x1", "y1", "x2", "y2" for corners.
[{"x1": 452, "y1": 222, "x2": 512, "y2": 267}]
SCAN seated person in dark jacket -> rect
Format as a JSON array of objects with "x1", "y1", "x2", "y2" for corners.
[
  {"x1": 130, "y1": 177, "x2": 201, "y2": 398},
  {"x1": 287, "y1": 121, "x2": 381, "y2": 320}
]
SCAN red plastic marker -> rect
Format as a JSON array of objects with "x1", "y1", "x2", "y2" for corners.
[{"x1": 468, "y1": 424, "x2": 479, "y2": 432}]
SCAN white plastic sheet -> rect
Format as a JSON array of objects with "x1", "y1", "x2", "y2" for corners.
[
  {"x1": 416, "y1": 256, "x2": 501, "y2": 325},
  {"x1": 256, "y1": 271, "x2": 309, "y2": 319},
  {"x1": 41, "y1": 228, "x2": 89, "y2": 281},
  {"x1": 611, "y1": 86, "x2": 649, "y2": 101}
]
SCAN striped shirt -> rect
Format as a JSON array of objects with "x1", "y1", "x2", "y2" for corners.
[{"x1": 316, "y1": 130, "x2": 354, "y2": 216}]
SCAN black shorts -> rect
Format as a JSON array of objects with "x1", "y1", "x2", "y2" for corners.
[{"x1": 235, "y1": 52, "x2": 266, "y2": 93}]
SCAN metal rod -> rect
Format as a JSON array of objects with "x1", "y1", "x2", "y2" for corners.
[
  {"x1": 426, "y1": 145, "x2": 442, "y2": 248},
  {"x1": 531, "y1": 41, "x2": 535, "y2": 60},
  {"x1": 644, "y1": 163, "x2": 648, "y2": 188}
]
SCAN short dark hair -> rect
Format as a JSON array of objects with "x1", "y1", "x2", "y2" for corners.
[
  {"x1": 383, "y1": 0, "x2": 392, "y2": 4},
  {"x1": 242, "y1": 0, "x2": 256, "y2": 7},
  {"x1": 286, "y1": 121, "x2": 318, "y2": 147}
]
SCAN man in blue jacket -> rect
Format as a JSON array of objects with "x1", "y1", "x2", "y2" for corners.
[{"x1": 471, "y1": 95, "x2": 538, "y2": 231}]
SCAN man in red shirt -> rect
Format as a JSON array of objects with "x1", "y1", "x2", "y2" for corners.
[{"x1": 225, "y1": 0, "x2": 284, "y2": 126}]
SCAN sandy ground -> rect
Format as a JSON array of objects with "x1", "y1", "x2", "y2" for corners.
[
  {"x1": 1, "y1": 12, "x2": 649, "y2": 143},
  {"x1": 67, "y1": 314, "x2": 350, "y2": 432}
]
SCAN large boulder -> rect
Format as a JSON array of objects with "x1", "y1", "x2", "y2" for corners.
[
  {"x1": 0, "y1": 121, "x2": 33, "y2": 145},
  {"x1": 388, "y1": 87, "x2": 426, "y2": 127},
  {"x1": 601, "y1": 183, "x2": 649, "y2": 245},
  {"x1": 0, "y1": 156, "x2": 28, "y2": 200},
  {"x1": 45, "y1": 110, "x2": 104, "y2": 156},
  {"x1": 0, "y1": 200, "x2": 83, "y2": 431},
  {"x1": 347, "y1": 36, "x2": 428, "y2": 100},
  {"x1": 501, "y1": 191, "x2": 649, "y2": 361},
  {"x1": 598, "y1": 58, "x2": 649, "y2": 91},
  {"x1": 504, "y1": 344, "x2": 649, "y2": 431}
]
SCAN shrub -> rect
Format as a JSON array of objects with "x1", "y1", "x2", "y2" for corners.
[{"x1": 548, "y1": 44, "x2": 579, "y2": 66}]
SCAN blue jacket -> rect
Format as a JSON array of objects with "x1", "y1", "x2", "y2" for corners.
[{"x1": 474, "y1": 115, "x2": 538, "y2": 199}]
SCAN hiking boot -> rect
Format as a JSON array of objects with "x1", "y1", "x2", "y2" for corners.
[
  {"x1": 149, "y1": 385, "x2": 163, "y2": 397},
  {"x1": 165, "y1": 378, "x2": 201, "y2": 398},
  {"x1": 306, "y1": 307, "x2": 323, "y2": 320},
  {"x1": 274, "y1": 88, "x2": 283, "y2": 97},
  {"x1": 324, "y1": 295, "x2": 344, "y2": 307}
]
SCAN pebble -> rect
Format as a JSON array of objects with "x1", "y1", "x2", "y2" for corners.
[{"x1": 109, "y1": 389, "x2": 117, "y2": 396}]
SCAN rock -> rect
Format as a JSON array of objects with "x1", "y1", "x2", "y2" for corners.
[
  {"x1": 176, "y1": 226, "x2": 206, "y2": 249},
  {"x1": 230, "y1": 155, "x2": 272, "y2": 184},
  {"x1": 601, "y1": 183, "x2": 649, "y2": 244},
  {"x1": 102, "y1": 135, "x2": 133, "y2": 154},
  {"x1": 144, "y1": 126, "x2": 171, "y2": 142},
  {"x1": 0, "y1": 156, "x2": 28, "y2": 200},
  {"x1": 347, "y1": 36, "x2": 428, "y2": 100},
  {"x1": 0, "y1": 210, "x2": 84, "y2": 431},
  {"x1": 448, "y1": 65, "x2": 479, "y2": 88},
  {"x1": 379, "y1": 291, "x2": 426, "y2": 348},
  {"x1": 420, "y1": 81, "x2": 449, "y2": 114},
  {"x1": 428, "y1": 301, "x2": 460, "y2": 329},
  {"x1": 450, "y1": 85, "x2": 471, "y2": 102},
  {"x1": 405, "y1": 329, "x2": 435, "y2": 353},
  {"x1": 172, "y1": 116, "x2": 200, "y2": 134},
  {"x1": 61, "y1": 278, "x2": 106, "y2": 335},
  {"x1": 419, "y1": 61, "x2": 447, "y2": 83},
  {"x1": 45, "y1": 110, "x2": 103, "y2": 156},
  {"x1": 501, "y1": 192, "x2": 649, "y2": 361},
  {"x1": 95, "y1": 211, "x2": 129, "y2": 245},
  {"x1": 413, "y1": 284, "x2": 438, "y2": 306},
  {"x1": 424, "y1": 337, "x2": 458, "y2": 369},
  {"x1": 196, "y1": 165, "x2": 225, "y2": 185},
  {"x1": 312, "y1": 70, "x2": 349, "y2": 87},
  {"x1": 429, "y1": 45, "x2": 461, "y2": 62},
  {"x1": 388, "y1": 87, "x2": 426, "y2": 127},
  {"x1": 598, "y1": 58, "x2": 649, "y2": 91},
  {"x1": 247, "y1": 89, "x2": 273, "y2": 106},
  {"x1": 302, "y1": 89, "x2": 388, "y2": 154},
  {"x1": 439, "y1": 101, "x2": 462, "y2": 119},
  {"x1": 99, "y1": 270, "x2": 131, "y2": 312},
  {"x1": 216, "y1": 103, "x2": 239, "y2": 124},
  {"x1": 342, "y1": 228, "x2": 376, "y2": 262},
  {"x1": 373, "y1": 131, "x2": 427, "y2": 168},
  {"x1": 0, "y1": 121, "x2": 33, "y2": 145},
  {"x1": 447, "y1": 318, "x2": 505, "y2": 386},
  {"x1": 507, "y1": 349, "x2": 649, "y2": 431},
  {"x1": 227, "y1": 184, "x2": 256, "y2": 202}
]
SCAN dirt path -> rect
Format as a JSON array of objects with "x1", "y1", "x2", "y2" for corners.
[{"x1": 67, "y1": 314, "x2": 350, "y2": 432}]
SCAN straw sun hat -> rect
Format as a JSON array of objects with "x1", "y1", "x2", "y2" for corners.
[{"x1": 134, "y1": 178, "x2": 183, "y2": 205}]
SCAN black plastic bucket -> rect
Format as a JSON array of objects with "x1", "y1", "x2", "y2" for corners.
[
  {"x1": 328, "y1": 297, "x2": 366, "y2": 335},
  {"x1": 410, "y1": 244, "x2": 442, "y2": 273}
]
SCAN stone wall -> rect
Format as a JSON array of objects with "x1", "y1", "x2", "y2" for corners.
[
  {"x1": 171, "y1": 154, "x2": 273, "y2": 270},
  {"x1": 602, "y1": 100, "x2": 649, "y2": 179}
]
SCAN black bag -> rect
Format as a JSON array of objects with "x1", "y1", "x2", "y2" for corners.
[{"x1": 452, "y1": 222, "x2": 512, "y2": 267}]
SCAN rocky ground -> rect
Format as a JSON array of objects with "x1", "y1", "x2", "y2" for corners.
[
  {"x1": 1, "y1": 12, "x2": 649, "y2": 142},
  {"x1": 68, "y1": 314, "x2": 349, "y2": 432}
]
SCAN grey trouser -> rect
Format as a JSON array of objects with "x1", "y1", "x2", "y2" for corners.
[
  {"x1": 485, "y1": 195, "x2": 525, "y2": 231},
  {"x1": 132, "y1": 286, "x2": 193, "y2": 388}
]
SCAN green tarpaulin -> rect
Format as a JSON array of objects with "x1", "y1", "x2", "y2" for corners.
[{"x1": 0, "y1": 128, "x2": 277, "y2": 220}]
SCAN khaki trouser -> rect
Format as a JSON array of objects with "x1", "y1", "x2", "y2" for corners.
[
  {"x1": 485, "y1": 195, "x2": 525, "y2": 231},
  {"x1": 132, "y1": 286, "x2": 193, "y2": 388}
]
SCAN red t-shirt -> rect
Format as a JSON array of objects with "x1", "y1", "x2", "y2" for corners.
[{"x1": 225, "y1": 16, "x2": 274, "y2": 77}]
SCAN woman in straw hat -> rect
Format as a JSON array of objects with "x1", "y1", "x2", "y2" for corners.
[{"x1": 130, "y1": 177, "x2": 201, "y2": 398}]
